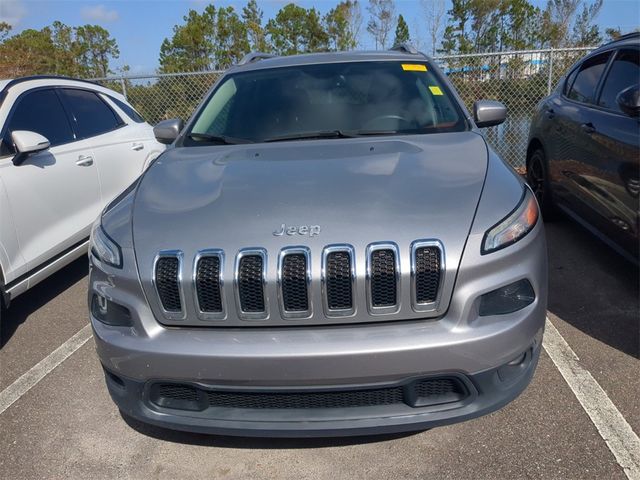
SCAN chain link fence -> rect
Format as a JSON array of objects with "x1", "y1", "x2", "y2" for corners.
[{"x1": 93, "y1": 47, "x2": 594, "y2": 170}]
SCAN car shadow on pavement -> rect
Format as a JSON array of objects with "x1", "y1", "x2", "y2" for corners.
[
  {"x1": 120, "y1": 411, "x2": 422, "y2": 448},
  {"x1": 1, "y1": 257, "x2": 89, "y2": 347},
  {"x1": 545, "y1": 218, "x2": 639, "y2": 358}
]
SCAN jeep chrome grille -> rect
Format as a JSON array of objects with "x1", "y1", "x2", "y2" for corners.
[
  {"x1": 367, "y1": 243, "x2": 400, "y2": 314},
  {"x1": 411, "y1": 240, "x2": 445, "y2": 312},
  {"x1": 151, "y1": 240, "x2": 445, "y2": 325},
  {"x1": 278, "y1": 248, "x2": 311, "y2": 318},
  {"x1": 235, "y1": 249, "x2": 267, "y2": 319},
  {"x1": 194, "y1": 250, "x2": 225, "y2": 319},
  {"x1": 154, "y1": 251, "x2": 184, "y2": 319},
  {"x1": 323, "y1": 246, "x2": 355, "y2": 316}
]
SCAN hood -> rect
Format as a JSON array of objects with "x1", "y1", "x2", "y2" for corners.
[{"x1": 133, "y1": 132, "x2": 488, "y2": 326}]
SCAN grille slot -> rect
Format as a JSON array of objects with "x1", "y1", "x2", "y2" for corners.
[
  {"x1": 415, "y1": 246, "x2": 441, "y2": 304},
  {"x1": 281, "y1": 253, "x2": 309, "y2": 313},
  {"x1": 368, "y1": 246, "x2": 399, "y2": 311},
  {"x1": 154, "y1": 254, "x2": 182, "y2": 314},
  {"x1": 237, "y1": 252, "x2": 266, "y2": 315},
  {"x1": 206, "y1": 388, "x2": 403, "y2": 409},
  {"x1": 326, "y1": 250, "x2": 353, "y2": 311},
  {"x1": 195, "y1": 254, "x2": 223, "y2": 314},
  {"x1": 150, "y1": 376, "x2": 468, "y2": 412}
]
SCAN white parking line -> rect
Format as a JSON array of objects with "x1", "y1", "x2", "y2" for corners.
[
  {"x1": 544, "y1": 314, "x2": 640, "y2": 480},
  {"x1": 0, "y1": 324, "x2": 92, "y2": 416}
]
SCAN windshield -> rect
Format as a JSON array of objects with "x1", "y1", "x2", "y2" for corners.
[{"x1": 186, "y1": 61, "x2": 468, "y2": 144}]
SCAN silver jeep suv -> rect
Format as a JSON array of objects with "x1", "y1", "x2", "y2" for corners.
[{"x1": 89, "y1": 48, "x2": 547, "y2": 437}]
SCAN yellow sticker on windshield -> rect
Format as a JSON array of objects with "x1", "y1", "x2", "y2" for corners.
[
  {"x1": 401, "y1": 63, "x2": 427, "y2": 71},
  {"x1": 429, "y1": 86, "x2": 444, "y2": 96}
]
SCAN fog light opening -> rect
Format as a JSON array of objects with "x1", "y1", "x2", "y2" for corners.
[
  {"x1": 91, "y1": 294, "x2": 133, "y2": 326},
  {"x1": 478, "y1": 279, "x2": 535, "y2": 316}
]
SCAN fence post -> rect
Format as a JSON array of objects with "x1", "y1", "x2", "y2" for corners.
[
  {"x1": 120, "y1": 77, "x2": 128, "y2": 100},
  {"x1": 547, "y1": 50, "x2": 554, "y2": 95}
]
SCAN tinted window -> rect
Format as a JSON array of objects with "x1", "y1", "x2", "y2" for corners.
[
  {"x1": 2, "y1": 89, "x2": 74, "y2": 155},
  {"x1": 598, "y1": 49, "x2": 640, "y2": 112},
  {"x1": 59, "y1": 89, "x2": 122, "y2": 139},
  {"x1": 106, "y1": 94, "x2": 146, "y2": 123},
  {"x1": 568, "y1": 53, "x2": 610, "y2": 103},
  {"x1": 188, "y1": 61, "x2": 467, "y2": 144},
  {"x1": 563, "y1": 68, "x2": 579, "y2": 95}
]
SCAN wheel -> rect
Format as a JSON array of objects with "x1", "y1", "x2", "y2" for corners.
[{"x1": 527, "y1": 147, "x2": 557, "y2": 220}]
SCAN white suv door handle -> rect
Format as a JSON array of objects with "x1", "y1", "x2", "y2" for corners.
[
  {"x1": 131, "y1": 143, "x2": 144, "y2": 151},
  {"x1": 76, "y1": 155, "x2": 94, "y2": 167}
]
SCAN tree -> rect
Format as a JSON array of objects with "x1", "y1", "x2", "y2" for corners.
[
  {"x1": 159, "y1": 6, "x2": 216, "y2": 73},
  {"x1": 74, "y1": 25, "x2": 120, "y2": 77},
  {"x1": 441, "y1": 0, "x2": 472, "y2": 55},
  {"x1": 500, "y1": 0, "x2": 542, "y2": 51},
  {"x1": 366, "y1": 0, "x2": 395, "y2": 49},
  {"x1": 468, "y1": 0, "x2": 501, "y2": 53},
  {"x1": 325, "y1": 1, "x2": 361, "y2": 51},
  {"x1": 393, "y1": 14, "x2": 410, "y2": 46},
  {"x1": 242, "y1": 0, "x2": 268, "y2": 52},
  {"x1": 423, "y1": 0, "x2": 445, "y2": 55},
  {"x1": 0, "y1": 28, "x2": 56, "y2": 77},
  {"x1": 572, "y1": 0, "x2": 602, "y2": 46},
  {"x1": 0, "y1": 22, "x2": 119, "y2": 78},
  {"x1": 266, "y1": 3, "x2": 328, "y2": 55},
  {"x1": 540, "y1": 0, "x2": 581, "y2": 47},
  {"x1": 214, "y1": 6, "x2": 249, "y2": 68},
  {"x1": 0, "y1": 22, "x2": 11, "y2": 42},
  {"x1": 604, "y1": 27, "x2": 622, "y2": 42}
]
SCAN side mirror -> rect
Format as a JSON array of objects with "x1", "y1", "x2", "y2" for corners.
[
  {"x1": 616, "y1": 85, "x2": 640, "y2": 117},
  {"x1": 11, "y1": 130, "x2": 50, "y2": 166},
  {"x1": 153, "y1": 118, "x2": 184, "y2": 145},
  {"x1": 473, "y1": 100, "x2": 507, "y2": 128}
]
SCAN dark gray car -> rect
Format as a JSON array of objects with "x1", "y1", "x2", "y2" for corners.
[
  {"x1": 527, "y1": 33, "x2": 639, "y2": 263},
  {"x1": 89, "y1": 48, "x2": 547, "y2": 437}
]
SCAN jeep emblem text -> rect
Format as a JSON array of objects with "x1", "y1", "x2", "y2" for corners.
[{"x1": 273, "y1": 224, "x2": 321, "y2": 237}]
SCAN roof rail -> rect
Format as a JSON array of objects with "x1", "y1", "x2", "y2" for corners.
[
  {"x1": 609, "y1": 31, "x2": 640, "y2": 43},
  {"x1": 390, "y1": 43, "x2": 419, "y2": 55},
  {"x1": 0, "y1": 75, "x2": 101, "y2": 93},
  {"x1": 0, "y1": 75, "x2": 103, "y2": 106},
  {"x1": 238, "y1": 52, "x2": 277, "y2": 65}
]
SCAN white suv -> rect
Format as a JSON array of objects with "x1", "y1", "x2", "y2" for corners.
[{"x1": 0, "y1": 76, "x2": 165, "y2": 338}]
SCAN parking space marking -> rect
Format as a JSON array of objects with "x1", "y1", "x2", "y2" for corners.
[
  {"x1": 0, "y1": 324, "x2": 92, "y2": 416},
  {"x1": 544, "y1": 315, "x2": 640, "y2": 480}
]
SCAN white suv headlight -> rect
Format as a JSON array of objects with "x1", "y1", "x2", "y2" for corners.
[
  {"x1": 482, "y1": 187, "x2": 539, "y2": 254},
  {"x1": 90, "y1": 222, "x2": 122, "y2": 268}
]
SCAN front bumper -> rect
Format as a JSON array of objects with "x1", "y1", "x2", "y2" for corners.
[
  {"x1": 102, "y1": 341, "x2": 541, "y2": 437},
  {"x1": 90, "y1": 221, "x2": 547, "y2": 436}
]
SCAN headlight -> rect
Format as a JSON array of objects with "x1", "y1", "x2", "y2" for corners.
[
  {"x1": 90, "y1": 222, "x2": 122, "y2": 268},
  {"x1": 482, "y1": 187, "x2": 539, "y2": 254}
]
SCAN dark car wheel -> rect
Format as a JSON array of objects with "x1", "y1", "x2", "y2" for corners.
[{"x1": 527, "y1": 148, "x2": 556, "y2": 220}]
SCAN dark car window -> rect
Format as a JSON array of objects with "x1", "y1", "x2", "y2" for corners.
[
  {"x1": 568, "y1": 52, "x2": 610, "y2": 104},
  {"x1": 106, "y1": 94, "x2": 146, "y2": 123},
  {"x1": 188, "y1": 61, "x2": 467, "y2": 144},
  {"x1": 1, "y1": 89, "x2": 75, "y2": 155},
  {"x1": 59, "y1": 89, "x2": 123, "y2": 139},
  {"x1": 598, "y1": 49, "x2": 640, "y2": 112},
  {"x1": 563, "y1": 68, "x2": 579, "y2": 95}
]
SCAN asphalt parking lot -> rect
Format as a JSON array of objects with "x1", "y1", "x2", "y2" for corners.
[{"x1": 0, "y1": 217, "x2": 638, "y2": 480}]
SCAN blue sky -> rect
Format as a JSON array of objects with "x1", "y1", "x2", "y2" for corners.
[{"x1": 1, "y1": 0, "x2": 638, "y2": 74}]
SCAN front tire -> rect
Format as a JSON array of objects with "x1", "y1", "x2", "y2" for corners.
[{"x1": 527, "y1": 147, "x2": 556, "y2": 220}]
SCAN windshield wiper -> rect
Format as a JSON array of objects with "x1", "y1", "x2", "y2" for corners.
[
  {"x1": 263, "y1": 129, "x2": 399, "y2": 143},
  {"x1": 188, "y1": 133, "x2": 254, "y2": 145},
  {"x1": 263, "y1": 130, "x2": 360, "y2": 143}
]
